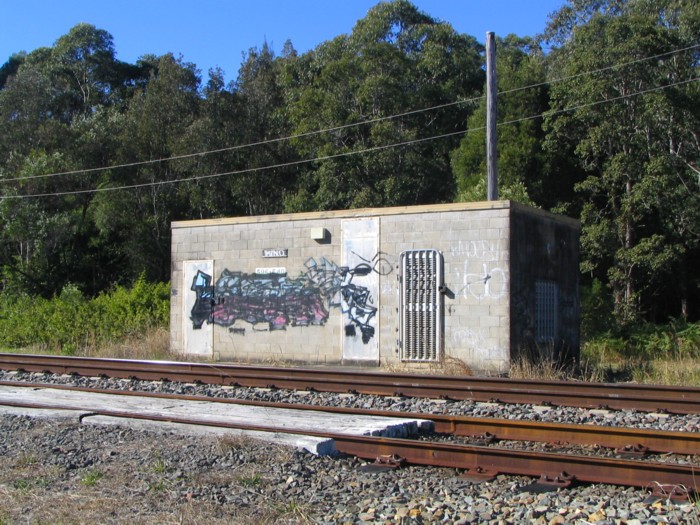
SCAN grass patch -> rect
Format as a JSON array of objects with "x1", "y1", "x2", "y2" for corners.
[
  {"x1": 237, "y1": 473, "x2": 263, "y2": 488},
  {"x1": 150, "y1": 457, "x2": 168, "y2": 475},
  {"x1": 580, "y1": 320, "x2": 700, "y2": 385},
  {"x1": 80, "y1": 469, "x2": 104, "y2": 487},
  {"x1": 510, "y1": 320, "x2": 700, "y2": 386},
  {"x1": 266, "y1": 500, "x2": 314, "y2": 525},
  {"x1": 14, "y1": 452, "x2": 40, "y2": 468},
  {"x1": 147, "y1": 479, "x2": 169, "y2": 493},
  {"x1": 7, "y1": 474, "x2": 54, "y2": 493}
]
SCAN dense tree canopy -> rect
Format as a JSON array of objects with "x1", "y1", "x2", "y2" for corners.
[
  {"x1": 284, "y1": 0, "x2": 483, "y2": 211},
  {"x1": 1, "y1": 0, "x2": 699, "y2": 329},
  {"x1": 451, "y1": 35, "x2": 549, "y2": 205},
  {"x1": 542, "y1": 0, "x2": 700, "y2": 323}
]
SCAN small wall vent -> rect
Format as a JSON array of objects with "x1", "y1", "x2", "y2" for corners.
[{"x1": 535, "y1": 279, "x2": 559, "y2": 343}]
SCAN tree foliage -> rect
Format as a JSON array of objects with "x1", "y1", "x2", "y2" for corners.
[
  {"x1": 451, "y1": 35, "x2": 548, "y2": 206},
  {"x1": 0, "y1": 0, "x2": 699, "y2": 330},
  {"x1": 542, "y1": 0, "x2": 700, "y2": 324},
  {"x1": 283, "y1": 0, "x2": 483, "y2": 211}
]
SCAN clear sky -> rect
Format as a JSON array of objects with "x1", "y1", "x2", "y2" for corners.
[{"x1": 1, "y1": 0, "x2": 565, "y2": 82}]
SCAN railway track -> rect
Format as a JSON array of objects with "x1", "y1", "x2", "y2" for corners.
[
  {"x1": 1, "y1": 352, "x2": 700, "y2": 414},
  {"x1": 1, "y1": 379, "x2": 697, "y2": 456},
  {"x1": 1, "y1": 378, "x2": 699, "y2": 497}
]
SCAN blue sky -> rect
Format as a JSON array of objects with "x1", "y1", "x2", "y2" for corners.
[{"x1": 1, "y1": 0, "x2": 565, "y2": 82}]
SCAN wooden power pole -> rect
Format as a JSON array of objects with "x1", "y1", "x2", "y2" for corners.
[{"x1": 486, "y1": 31, "x2": 498, "y2": 201}]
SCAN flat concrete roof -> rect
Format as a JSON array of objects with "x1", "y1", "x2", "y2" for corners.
[{"x1": 171, "y1": 200, "x2": 579, "y2": 230}]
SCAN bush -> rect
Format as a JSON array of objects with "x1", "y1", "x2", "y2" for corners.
[
  {"x1": 0, "y1": 277, "x2": 170, "y2": 354},
  {"x1": 580, "y1": 318, "x2": 700, "y2": 385},
  {"x1": 580, "y1": 278, "x2": 615, "y2": 341}
]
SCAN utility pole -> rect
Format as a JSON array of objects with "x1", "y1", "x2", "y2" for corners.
[{"x1": 486, "y1": 31, "x2": 498, "y2": 201}]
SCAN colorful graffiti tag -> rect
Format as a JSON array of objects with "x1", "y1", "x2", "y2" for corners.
[{"x1": 189, "y1": 256, "x2": 391, "y2": 344}]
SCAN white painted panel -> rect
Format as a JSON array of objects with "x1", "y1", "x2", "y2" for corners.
[
  {"x1": 341, "y1": 219, "x2": 379, "y2": 362},
  {"x1": 183, "y1": 260, "x2": 214, "y2": 357}
]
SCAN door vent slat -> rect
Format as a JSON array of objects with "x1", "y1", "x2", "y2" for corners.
[{"x1": 399, "y1": 250, "x2": 443, "y2": 362}]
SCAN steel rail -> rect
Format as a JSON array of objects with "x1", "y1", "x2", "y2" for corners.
[
  {"x1": 2, "y1": 380, "x2": 699, "y2": 456},
  {"x1": 0, "y1": 391, "x2": 697, "y2": 493},
  {"x1": 2, "y1": 353, "x2": 700, "y2": 413}
]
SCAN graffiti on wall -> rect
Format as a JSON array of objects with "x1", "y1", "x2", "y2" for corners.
[
  {"x1": 190, "y1": 270, "x2": 214, "y2": 330},
  {"x1": 189, "y1": 255, "x2": 392, "y2": 344},
  {"x1": 450, "y1": 240, "x2": 508, "y2": 301},
  {"x1": 460, "y1": 262, "x2": 508, "y2": 301}
]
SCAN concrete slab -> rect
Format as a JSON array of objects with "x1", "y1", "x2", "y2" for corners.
[
  {"x1": 84, "y1": 415, "x2": 338, "y2": 455},
  {"x1": 0, "y1": 405, "x2": 84, "y2": 422},
  {"x1": 0, "y1": 385, "x2": 433, "y2": 455}
]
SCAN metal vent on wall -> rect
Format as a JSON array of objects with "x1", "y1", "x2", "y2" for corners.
[
  {"x1": 399, "y1": 250, "x2": 443, "y2": 362},
  {"x1": 535, "y1": 279, "x2": 559, "y2": 343}
]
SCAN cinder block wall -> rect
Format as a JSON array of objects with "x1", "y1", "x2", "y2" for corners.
[
  {"x1": 509, "y1": 206, "x2": 581, "y2": 362},
  {"x1": 170, "y1": 201, "x2": 579, "y2": 373}
]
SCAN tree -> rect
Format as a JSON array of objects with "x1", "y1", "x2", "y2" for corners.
[
  {"x1": 172, "y1": 67, "x2": 243, "y2": 220},
  {"x1": 51, "y1": 23, "x2": 119, "y2": 114},
  {"x1": 451, "y1": 35, "x2": 550, "y2": 206},
  {"x1": 543, "y1": 0, "x2": 700, "y2": 323},
  {"x1": 283, "y1": 0, "x2": 483, "y2": 211},
  {"x1": 0, "y1": 52, "x2": 25, "y2": 89},
  {"x1": 89, "y1": 54, "x2": 202, "y2": 283},
  {"x1": 0, "y1": 25, "x2": 139, "y2": 296},
  {"x1": 0, "y1": 151, "x2": 120, "y2": 297},
  {"x1": 230, "y1": 42, "x2": 299, "y2": 216}
]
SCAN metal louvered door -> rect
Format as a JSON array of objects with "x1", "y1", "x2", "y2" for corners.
[{"x1": 399, "y1": 250, "x2": 443, "y2": 362}]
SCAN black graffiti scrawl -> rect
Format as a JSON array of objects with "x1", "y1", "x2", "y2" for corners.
[
  {"x1": 190, "y1": 270, "x2": 214, "y2": 329},
  {"x1": 189, "y1": 255, "x2": 391, "y2": 344}
]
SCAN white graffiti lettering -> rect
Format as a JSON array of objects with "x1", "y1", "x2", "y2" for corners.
[
  {"x1": 449, "y1": 240, "x2": 500, "y2": 261},
  {"x1": 457, "y1": 262, "x2": 508, "y2": 301}
]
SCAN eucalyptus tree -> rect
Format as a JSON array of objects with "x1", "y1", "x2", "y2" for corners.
[
  {"x1": 0, "y1": 52, "x2": 25, "y2": 89},
  {"x1": 543, "y1": 0, "x2": 700, "y2": 323},
  {"x1": 283, "y1": 0, "x2": 483, "y2": 212},
  {"x1": 171, "y1": 67, "x2": 243, "y2": 220},
  {"x1": 88, "y1": 53, "x2": 202, "y2": 283},
  {"x1": 228, "y1": 42, "x2": 299, "y2": 216},
  {"x1": 451, "y1": 35, "x2": 551, "y2": 206},
  {"x1": 0, "y1": 24, "x2": 141, "y2": 295}
]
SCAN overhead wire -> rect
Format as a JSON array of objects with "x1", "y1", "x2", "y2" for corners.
[
  {"x1": 2, "y1": 75, "x2": 696, "y2": 200},
  {"x1": 1, "y1": 42, "x2": 698, "y2": 185}
]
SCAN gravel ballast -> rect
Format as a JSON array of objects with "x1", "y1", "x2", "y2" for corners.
[{"x1": 1, "y1": 371, "x2": 699, "y2": 524}]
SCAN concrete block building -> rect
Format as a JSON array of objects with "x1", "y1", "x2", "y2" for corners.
[{"x1": 170, "y1": 200, "x2": 580, "y2": 373}]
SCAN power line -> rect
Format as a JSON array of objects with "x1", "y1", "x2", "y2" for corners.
[
  {"x1": 0, "y1": 94, "x2": 483, "y2": 183},
  {"x1": 2, "y1": 75, "x2": 696, "y2": 200},
  {"x1": 0, "y1": 131, "x2": 467, "y2": 199},
  {"x1": 1, "y1": 42, "x2": 698, "y2": 184}
]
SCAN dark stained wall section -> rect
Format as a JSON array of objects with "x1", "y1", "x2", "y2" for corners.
[{"x1": 510, "y1": 206, "x2": 580, "y2": 364}]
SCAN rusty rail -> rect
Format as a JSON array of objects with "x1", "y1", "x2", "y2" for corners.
[
  {"x1": 332, "y1": 435, "x2": 699, "y2": 494},
  {"x1": 0, "y1": 383, "x2": 697, "y2": 494},
  {"x1": 2, "y1": 380, "x2": 699, "y2": 456},
  {"x1": 1, "y1": 353, "x2": 700, "y2": 413}
]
